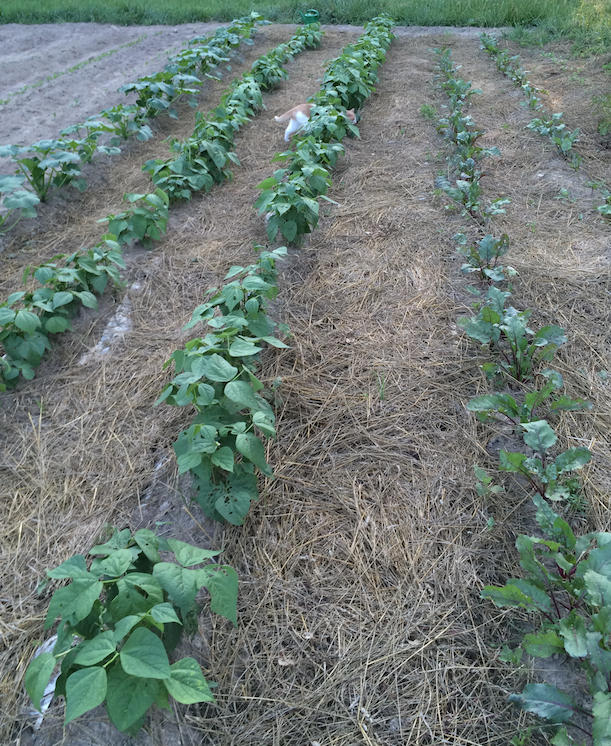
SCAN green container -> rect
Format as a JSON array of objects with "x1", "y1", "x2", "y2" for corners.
[{"x1": 299, "y1": 9, "x2": 320, "y2": 24}]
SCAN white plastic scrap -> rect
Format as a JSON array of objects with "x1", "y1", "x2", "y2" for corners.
[
  {"x1": 26, "y1": 634, "x2": 59, "y2": 730},
  {"x1": 79, "y1": 295, "x2": 133, "y2": 364}
]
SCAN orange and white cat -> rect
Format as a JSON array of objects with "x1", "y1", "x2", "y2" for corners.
[{"x1": 274, "y1": 103, "x2": 357, "y2": 141}]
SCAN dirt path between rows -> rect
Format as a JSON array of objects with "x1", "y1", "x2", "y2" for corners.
[{"x1": 3, "y1": 22, "x2": 611, "y2": 746}]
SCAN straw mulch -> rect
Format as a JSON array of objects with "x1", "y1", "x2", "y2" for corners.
[{"x1": 2, "y1": 29, "x2": 611, "y2": 746}]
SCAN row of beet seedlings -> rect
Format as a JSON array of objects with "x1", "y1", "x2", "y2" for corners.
[
  {"x1": 480, "y1": 32, "x2": 611, "y2": 223},
  {"x1": 0, "y1": 23, "x2": 320, "y2": 390},
  {"x1": 19, "y1": 22, "x2": 325, "y2": 735},
  {"x1": 0, "y1": 12, "x2": 266, "y2": 231},
  {"x1": 434, "y1": 46, "x2": 610, "y2": 746}
]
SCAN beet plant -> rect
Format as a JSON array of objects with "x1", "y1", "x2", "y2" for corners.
[
  {"x1": 468, "y1": 370, "x2": 590, "y2": 426},
  {"x1": 459, "y1": 286, "x2": 567, "y2": 382},
  {"x1": 432, "y1": 47, "x2": 509, "y2": 224},
  {"x1": 26, "y1": 528, "x2": 236, "y2": 734},
  {"x1": 482, "y1": 500, "x2": 611, "y2": 745},
  {"x1": 453, "y1": 232, "x2": 516, "y2": 283}
]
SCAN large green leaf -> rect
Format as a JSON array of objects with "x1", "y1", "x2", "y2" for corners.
[
  {"x1": 112, "y1": 614, "x2": 141, "y2": 643},
  {"x1": 163, "y1": 657, "x2": 215, "y2": 704},
  {"x1": 150, "y1": 603, "x2": 182, "y2": 625},
  {"x1": 204, "y1": 566, "x2": 238, "y2": 626},
  {"x1": 65, "y1": 667, "x2": 107, "y2": 724},
  {"x1": 211, "y1": 445, "x2": 235, "y2": 472},
  {"x1": 509, "y1": 683, "x2": 577, "y2": 723},
  {"x1": 235, "y1": 432, "x2": 271, "y2": 474},
  {"x1": 0, "y1": 307, "x2": 16, "y2": 325},
  {"x1": 224, "y1": 380, "x2": 259, "y2": 409},
  {"x1": 203, "y1": 353, "x2": 238, "y2": 381},
  {"x1": 481, "y1": 582, "x2": 550, "y2": 613},
  {"x1": 588, "y1": 632, "x2": 611, "y2": 683},
  {"x1": 14, "y1": 310, "x2": 41, "y2": 335},
  {"x1": 555, "y1": 447, "x2": 592, "y2": 473},
  {"x1": 522, "y1": 420, "x2": 557, "y2": 453},
  {"x1": 45, "y1": 579, "x2": 103, "y2": 629},
  {"x1": 47, "y1": 555, "x2": 91, "y2": 580},
  {"x1": 120, "y1": 627, "x2": 171, "y2": 680},
  {"x1": 51, "y1": 291, "x2": 74, "y2": 309},
  {"x1": 586, "y1": 571, "x2": 611, "y2": 608},
  {"x1": 253, "y1": 410, "x2": 276, "y2": 437},
  {"x1": 106, "y1": 665, "x2": 159, "y2": 732},
  {"x1": 167, "y1": 538, "x2": 220, "y2": 567},
  {"x1": 25, "y1": 652, "x2": 56, "y2": 711},
  {"x1": 74, "y1": 631, "x2": 116, "y2": 665},
  {"x1": 94, "y1": 549, "x2": 133, "y2": 578},
  {"x1": 228, "y1": 338, "x2": 262, "y2": 357},
  {"x1": 593, "y1": 691, "x2": 611, "y2": 746},
  {"x1": 558, "y1": 615, "x2": 587, "y2": 658},
  {"x1": 45, "y1": 316, "x2": 70, "y2": 334},
  {"x1": 522, "y1": 630, "x2": 564, "y2": 658},
  {"x1": 583, "y1": 543, "x2": 611, "y2": 581},
  {"x1": 153, "y1": 563, "x2": 197, "y2": 615},
  {"x1": 133, "y1": 529, "x2": 160, "y2": 563}
]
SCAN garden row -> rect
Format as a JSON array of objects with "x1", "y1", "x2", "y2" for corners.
[
  {"x1": 433, "y1": 46, "x2": 609, "y2": 746},
  {"x1": 0, "y1": 23, "x2": 322, "y2": 391},
  {"x1": 157, "y1": 15, "x2": 395, "y2": 528},
  {"x1": 0, "y1": 12, "x2": 266, "y2": 232},
  {"x1": 21, "y1": 15, "x2": 395, "y2": 736},
  {"x1": 480, "y1": 32, "x2": 611, "y2": 220}
]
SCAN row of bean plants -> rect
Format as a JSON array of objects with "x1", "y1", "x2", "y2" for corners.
[
  {"x1": 480, "y1": 33, "x2": 583, "y2": 171},
  {"x1": 255, "y1": 15, "x2": 395, "y2": 245},
  {"x1": 0, "y1": 25, "x2": 318, "y2": 392},
  {"x1": 155, "y1": 15, "x2": 395, "y2": 539},
  {"x1": 143, "y1": 23, "x2": 324, "y2": 202},
  {"x1": 0, "y1": 13, "x2": 266, "y2": 230},
  {"x1": 19, "y1": 23, "x2": 325, "y2": 734},
  {"x1": 433, "y1": 47, "x2": 609, "y2": 746}
]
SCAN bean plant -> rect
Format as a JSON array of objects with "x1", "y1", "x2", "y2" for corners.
[
  {"x1": 25, "y1": 528, "x2": 237, "y2": 734},
  {"x1": 0, "y1": 174, "x2": 39, "y2": 233},
  {"x1": 253, "y1": 15, "x2": 394, "y2": 246},
  {"x1": 0, "y1": 236, "x2": 125, "y2": 386},
  {"x1": 0, "y1": 140, "x2": 85, "y2": 200},
  {"x1": 157, "y1": 247, "x2": 289, "y2": 525},
  {"x1": 142, "y1": 26, "x2": 321, "y2": 204},
  {"x1": 99, "y1": 190, "x2": 169, "y2": 248}
]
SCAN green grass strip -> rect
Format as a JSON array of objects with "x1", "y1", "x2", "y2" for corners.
[{"x1": 0, "y1": 0, "x2": 583, "y2": 30}]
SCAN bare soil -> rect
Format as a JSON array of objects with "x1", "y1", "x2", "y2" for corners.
[{"x1": 1, "y1": 22, "x2": 611, "y2": 746}]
